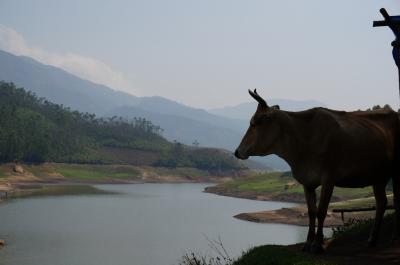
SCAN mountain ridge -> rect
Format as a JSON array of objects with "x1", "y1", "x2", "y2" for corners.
[
  {"x1": 209, "y1": 99, "x2": 326, "y2": 120},
  {"x1": 0, "y1": 49, "x2": 326, "y2": 170}
]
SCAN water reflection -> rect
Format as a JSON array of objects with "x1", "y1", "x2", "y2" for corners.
[{"x1": 0, "y1": 183, "x2": 308, "y2": 265}]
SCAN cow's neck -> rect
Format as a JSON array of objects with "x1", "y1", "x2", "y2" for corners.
[{"x1": 270, "y1": 110, "x2": 313, "y2": 174}]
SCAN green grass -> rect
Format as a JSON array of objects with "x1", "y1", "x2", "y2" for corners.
[
  {"x1": 9, "y1": 184, "x2": 112, "y2": 198},
  {"x1": 233, "y1": 245, "x2": 335, "y2": 265},
  {"x1": 0, "y1": 163, "x2": 141, "y2": 180},
  {"x1": 0, "y1": 164, "x2": 12, "y2": 178},
  {"x1": 331, "y1": 218, "x2": 374, "y2": 240},
  {"x1": 178, "y1": 245, "x2": 335, "y2": 265},
  {"x1": 231, "y1": 213, "x2": 397, "y2": 265},
  {"x1": 54, "y1": 164, "x2": 140, "y2": 180},
  {"x1": 222, "y1": 172, "x2": 292, "y2": 192},
  {"x1": 216, "y1": 172, "x2": 373, "y2": 201},
  {"x1": 151, "y1": 166, "x2": 209, "y2": 178},
  {"x1": 0, "y1": 162, "x2": 216, "y2": 183},
  {"x1": 0, "y1": 168, "x2": 5, "y2": 178},
  {"x1": 24, "y1": 164, "x2": 55, "y2": 178},
  {"x1": 330, "y1": 195, "x2": 392, "y2": 209}
]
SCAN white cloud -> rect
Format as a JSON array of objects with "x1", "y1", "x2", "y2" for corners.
[{"x1": 0, "y1": 24, "x2": 132, "y2": 92}]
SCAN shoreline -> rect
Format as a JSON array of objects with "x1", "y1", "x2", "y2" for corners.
[
  {"x1": 204, "y1": 185, "x2": 307, "y2": 203},
  {"x1": 0, "y1": 162, "x2": 234, "y2": 203},
  {"x1": 205, "y1": 185, "x2": 378, "y2": 226},
  {"x1": 234, "y1": 207, "x2": 344, "y2": 227}
]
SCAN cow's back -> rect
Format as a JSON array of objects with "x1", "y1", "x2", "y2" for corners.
[{"x1": 309, "y1": 108, "x2": 398, "y2": 187}]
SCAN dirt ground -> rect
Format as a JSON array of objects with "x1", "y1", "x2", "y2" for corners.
[
  {"x1": 312, "y1": 214, "x2": 399, "y2": 265},
  {"x1": 234, "y1": 204, "x2": 400, "y2": 264},
  {"x1": 259, "y1": 213, "x2": 400, "y2": 265}
]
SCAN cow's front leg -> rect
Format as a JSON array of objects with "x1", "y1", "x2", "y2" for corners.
[
  {"x1": 302, "y1": 186, "x2": 317, "y2": 252},
  {"x1": 368, "y1": 183, "x2": 387, "y2": 247},
  {"x1": 311, "y1": 182, "x2": 334, "y2": 254}
]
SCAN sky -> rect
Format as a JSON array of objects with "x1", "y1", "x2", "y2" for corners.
[{"x1": 0, "y1": 0, "x2": 399, "y2": 110}]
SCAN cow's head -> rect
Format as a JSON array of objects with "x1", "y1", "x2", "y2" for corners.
[{"x1": 234, "y1": 89, "x2": 281, "y2": 160}]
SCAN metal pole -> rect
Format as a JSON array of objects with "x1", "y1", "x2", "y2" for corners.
[
  {"x1": 393, "y1": 43, "x2": 400, "y2": 102},
  {"x1": 398, "y1": 67, "x2": 400, "y2": 102}
]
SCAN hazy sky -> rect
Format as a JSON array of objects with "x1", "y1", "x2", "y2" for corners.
[{"x1": 0, "y1": 0, "x2": 399, "y2": 110}]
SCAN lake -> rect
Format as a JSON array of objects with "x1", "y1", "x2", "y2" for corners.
[{"x1": 0, "y1": 183, "x2": 308, "y2": 265}]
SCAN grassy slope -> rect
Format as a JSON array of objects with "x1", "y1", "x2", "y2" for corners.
[
  {"x1": 233, "y1": 245, "x2": 333, "y2": 265},
  {"x1": 208, "y1": 172, "x2": 374, "y2": 202},
  {"x1": 0, "y1": 162, "x2": 219, "y2": 201},
  {"x1": 21, "y1": 163, "x2": 140, "y2": 181},
  {"x1": 54, "y1": 164, "x2": 140, "y2": 180},
  {"x1": 88, "y1": 146, "x2": 161, "y2": 165},
  {"x1": 9, "y1": 184, "x2": 112, "y2": 198},
  {"x1": 0, "y1": 162, "x2": 215, "y2": 184},
  {"x1": 233, "y1": 213, "x2": 399, "y2": 265}
]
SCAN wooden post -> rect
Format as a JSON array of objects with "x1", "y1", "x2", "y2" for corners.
[
  {"x1": 332, "y1": 205, "x2": 395, "y2": 223},
  {"x1": 374, "y1": 8, "x2": 400, "y2": 101}
]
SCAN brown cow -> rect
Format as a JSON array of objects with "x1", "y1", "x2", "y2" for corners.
[{"x1": 234, "y1": 89, "x2": 400, "y2": 253}]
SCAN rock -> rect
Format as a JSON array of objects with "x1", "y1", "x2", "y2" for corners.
[
  {"x1": 284, "y1": 181, "x2": 297, "y2": 190},
  {"x1": 0, "y1": 239, "x2": 5, "y2": 247},
  {"x1": 13, "y1": 165, "x2": 24, "y2": 174}
]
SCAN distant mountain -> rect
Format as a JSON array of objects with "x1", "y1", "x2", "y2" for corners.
[
  {"x1": 106, "y1": 105, "x2": 245, "y2": 150},
  {"x1": 0, "y1": 81, "x2": 245, "y2": 173},
  {"x1": 0, "y1": 50, "x2": 140, "y2": 115},
  {"x1": 0, "y1": 50, "x2": 243, "y2": 138},
  {"x1": 209, "y1": 99, "x2": 326, "y2": 120},
  {"x1": 0, "y1": 49, "x2": 326, "y2": 170},
  {"x1": 0, "y1": 49, "x2": 244, "y2": 130},
  {"x1": 135, "y1": 96, "x2": 245, "y2": 132},
  {"x1": 0, "y1": 50, "x2": 256, "y2": 164},
  {"x1": 106, "y1": 104, "x2": 277, "y2": 170}
]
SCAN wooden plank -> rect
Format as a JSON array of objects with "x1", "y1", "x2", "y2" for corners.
[
  {"x1": 332, "y1": 205, "x2": 395, "y2": 213},
  {"x1": 332, "y1": 205, "x2": 396, "y2": 222},
  {"x1": 373, "y1": 20, "x2": 400, "y2": 27}
]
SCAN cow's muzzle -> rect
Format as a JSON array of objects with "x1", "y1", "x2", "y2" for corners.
[{"x1": 234, "y1": 149, "x2": 249, "y2": 160}]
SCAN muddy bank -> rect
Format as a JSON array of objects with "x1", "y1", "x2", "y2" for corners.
[
  {"x1": 234, "y1": 207, "x2": 344, "y2": 227},
  {"x1": 234, "y1": 201, "x2": 378, "y2": 226},
  {"x1": 204, "y1": 185, "x2": 307, "y2": 203},
  {"x1": 204, "y1": 185, "x2": 351, "y2": 204},
  {"x1": 0, "y1": 163, "x2": 233, "y2": 197},
  {"x1": 206, "y1": 185, "x2": 378, "y2": 226},
  {"x1": 0, "y1": 163, "x2": 236, "y2": 206}
]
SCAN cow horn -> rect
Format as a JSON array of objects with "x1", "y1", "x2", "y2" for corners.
[{"x1": 248, "y1": 89, "x2": 267, "y2": 107}]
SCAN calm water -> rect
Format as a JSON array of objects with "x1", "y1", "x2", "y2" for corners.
[{"x1": 0, "y1": 183, "x2": 308, "y2": 265}]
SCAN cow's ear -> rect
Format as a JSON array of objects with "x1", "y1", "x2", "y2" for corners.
[
  {"x1": 271, "y1": 105, "x2": 280, "y2": 110},
  {"x1": 254, "y1": 114, "x2": 271, "y2": 124}
]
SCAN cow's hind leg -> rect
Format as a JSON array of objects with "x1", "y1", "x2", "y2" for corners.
[
  {"x1": 392, "y1": 174, "x2": 400, "y2": 243},
  {"x1": 368, "y1": 183, "x2": 387, "y2": 247},
  {"x1": 311, "y1": 182, "x2": 334, "y2": 254},
  {"x1": 302, "y1": 186, "x2": 317, "y2": 252}
]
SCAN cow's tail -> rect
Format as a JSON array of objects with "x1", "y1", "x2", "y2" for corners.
[{"x1": 392, "y1": 113, "x2": 400, "y2": 240}]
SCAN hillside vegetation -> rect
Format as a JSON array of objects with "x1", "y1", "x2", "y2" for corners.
[{"x1": 0, "y1": 82, "x2": 243, "y2": 172}]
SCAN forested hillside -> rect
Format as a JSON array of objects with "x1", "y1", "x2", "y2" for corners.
[
  {"x1": 0, "y1": 82, "x2": 243, "y2": 171},
  {"x1": 0, "y1": 50, "x2": 281, "y2": 170}
]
